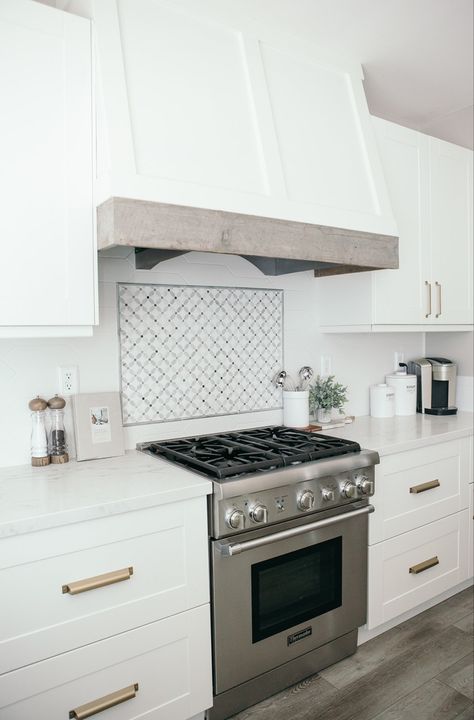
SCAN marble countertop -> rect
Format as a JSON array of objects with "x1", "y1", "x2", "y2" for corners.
[
  {"x1": 0, "y1": 450, "x2": 211, "y2": 538},
  {"x1": 324, "y1": 411, "x2": 473, "y2": 456}
]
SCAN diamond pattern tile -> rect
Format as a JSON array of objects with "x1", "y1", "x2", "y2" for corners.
[{"x1": 118, "y1": 283, "x2": 283, "y2": 425}]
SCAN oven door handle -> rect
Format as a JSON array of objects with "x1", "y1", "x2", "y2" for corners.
[{"x1": 217, "y1": 505, "x2": 375, "y2": 557}]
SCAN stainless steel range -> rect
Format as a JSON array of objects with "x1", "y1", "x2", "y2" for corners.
[{"x1": 139, "y1": 426, "x2": 379, "y2": 720}]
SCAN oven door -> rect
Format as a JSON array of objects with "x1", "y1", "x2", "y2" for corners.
[{"x1": 211, "y1": 502, "x2": 373, "y2": 694}]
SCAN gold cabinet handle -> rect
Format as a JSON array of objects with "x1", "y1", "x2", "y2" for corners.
[
  {"x1": 409, "y1": 556, "x2": 439, "y2": 575},
  {"x1": 69, "y1": 683, "x2": 139, "y2": 719},
  {"x1": 425, "y1": 280, "x2": 432, "y2": 318},
  {"x1": 62, "y1": 566, "x2": 133, "y2": 595},
  {"x1": 409, "y1": 479, "x2": 440, "y2": 494},
  {"x1": 435, "y1": 281, "x2": 442, "y2": 317}
]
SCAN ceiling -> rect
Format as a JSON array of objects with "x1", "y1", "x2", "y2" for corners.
[
  {"x1": 172, "y1": 0, "x2": 474, "y2": 149},
  {"x1": 42, "y1": 0, "x2": 474, "y2": 148}
]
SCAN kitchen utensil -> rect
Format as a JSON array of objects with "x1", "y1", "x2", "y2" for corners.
[
  {"x1": 28, "y1": 396, "x2": 50, "y2": 466},
  {"x1": 47, "y1": 395, "x2": 69, "y2": 464},
  {"x1": 297, "y1": 366, "x2": 314, "y2": 390}
]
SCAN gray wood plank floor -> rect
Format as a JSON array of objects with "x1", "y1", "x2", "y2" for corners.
[{"x1": 230, "y1": 587, "x2": 473, "y2": 720}]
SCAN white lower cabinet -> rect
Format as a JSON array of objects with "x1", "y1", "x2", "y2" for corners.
[
  {"x1": 367, "y1": 436, "x2": 473, "y2": 631},
  {"x1": 469, "y1": 482, "x2": 474, "y2": 580},
  {"x1": 0, "y1": 497, "x2": 212, "y2": 720},
  {"x1": 0, "y1": 605, "x2": 211, "y2": 720},
  {"x1": 368, "y1": 510, "x2": 470, "y2": 629}
]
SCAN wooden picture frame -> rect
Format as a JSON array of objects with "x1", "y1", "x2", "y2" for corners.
[{"x1": 72, "y1": 392, "x2": 125, "y2": 461}]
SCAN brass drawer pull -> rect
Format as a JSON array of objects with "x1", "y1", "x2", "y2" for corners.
[
  {"x1": 69, "y1": 683, "x2": 139, "y2": 719},
  {"x1": 409, "y1": 479, "x2": 440, "y2": 494},
  {"x1": 62, "y1": 566, "x2": 133, "y2": 595},
  {"x1": 409, "y1": 556, "x2": 439, "y2": 575}
]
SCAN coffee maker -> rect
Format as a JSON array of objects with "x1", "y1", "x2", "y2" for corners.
[{"x1": 407, "y1": 357, "x2": 457, "y2": 415}]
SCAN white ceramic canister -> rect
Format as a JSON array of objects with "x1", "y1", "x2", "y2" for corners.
[
  {"x1": 385, "y1": 371, "x2": 417, "y2": 416},
  {"x1": 283, "y1": 390, "x2": 309, "y2": 428},
  {"x1": 370, "y1": 383, "x2": 395, "y2": 418}
]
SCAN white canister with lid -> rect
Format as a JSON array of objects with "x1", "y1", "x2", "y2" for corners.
[
  {"x1": 370, "y1": 384, "x2": 395, "y2": 417},
  {"x1": 385, "y1": 371, "x2": 417, "y2": 416}
]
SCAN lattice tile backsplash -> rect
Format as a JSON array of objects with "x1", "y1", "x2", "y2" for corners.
[{"x1": 118, "y1": 283, "x2": 283, "y2": 425}]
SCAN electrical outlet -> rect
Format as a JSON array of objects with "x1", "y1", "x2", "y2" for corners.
[
  {"x1": 393, "y1": 352, "x2": 405, "y2": 371},
  {"x1": 58, "y1": 366, "x2": 79, "y2": 395},
  {"x1": 320, "y1": 355, "x2": 332, "y2": 377}
]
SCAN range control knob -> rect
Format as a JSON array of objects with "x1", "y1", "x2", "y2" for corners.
[
  {"x1": 356, "y1": 475, "x2": 374, "y2": 495},
  {"x1": 342, "y1": 481, "x2": 357, "y2": 499},
  {"x1": 225, "y1": 509, "x2": 245, "y2": 530},
  {"x1": 249, "y1": 503, "x2": 268, "y2": 524},
  {"x1": 322, "y1": 488, "x2": 335, "y2": 502},
  {"x1": 297, "y1": 490, "x2": 315, "y2": 511}
]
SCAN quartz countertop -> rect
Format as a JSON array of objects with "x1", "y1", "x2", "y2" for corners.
[
  {"x1": 0, "y1": 450, "x2": 211, "y2": 538},
  {"x1": 324, "y1": 411, "x2": 473, "y2": 456}
]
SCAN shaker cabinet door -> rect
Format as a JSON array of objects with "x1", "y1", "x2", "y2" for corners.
[
  {"x1": 428, "y1": 137, "x2": 473, "y2": 325},
  {"x1": 372, "y1": 118, "x2": 430, "y2": 324},
  {"x1": 0, "y1": 0, "x2": 96, "y2": 333}
]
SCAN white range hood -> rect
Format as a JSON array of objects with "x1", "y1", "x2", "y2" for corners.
[{"x1": 91, "y1": 0, "x2": 398, "y2": 276}]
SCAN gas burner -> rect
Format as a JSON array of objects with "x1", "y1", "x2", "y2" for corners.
[{"x1": 141, "y1": 426, "x2": 360, "y2": 480}]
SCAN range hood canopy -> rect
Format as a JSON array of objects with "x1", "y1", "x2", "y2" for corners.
[{"x1": 98, "y1": 197, "x2": 398, "y2": 277}]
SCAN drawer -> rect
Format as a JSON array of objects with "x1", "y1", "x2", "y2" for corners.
[
  {"x1": 0, "y1": 604, "x2": 212, "y2": 720},
  {"x1": 370, "y1": 437, "x2": 470, "y2": 544},
  {"x1": 368, "y1": 509, "x2": 470, "y2": 629},
  {"x1": 469, "y1": 484, "x2": 474, "y2": 580},
  {"x1": 0, "y1": 497, "x2": 209, "y2": 674}
]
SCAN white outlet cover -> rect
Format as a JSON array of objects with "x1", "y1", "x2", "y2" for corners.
[{"x1": 58, "y1": 366, "x2": 79, "y2": 395}]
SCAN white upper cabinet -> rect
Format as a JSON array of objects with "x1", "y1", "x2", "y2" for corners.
[
  {"x1": 317, "y1": 117, "x2": 473, "y2": 331},
  {"x1": 0, "y1": 0, "x2": 96, "y2": 337},
  {"x1": 429, "y1": 137, "x2": 473, "y2": 324},
  {"x1": 92, "y1": 0, "x2": 396, "y2": 237}
]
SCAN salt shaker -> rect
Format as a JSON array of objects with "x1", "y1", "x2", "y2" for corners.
[
  {"x1": 47, "y1": 395, "x2": 69, "y2": 464},
  {"x1": 28, "y1": 396, "x2": 50, "y2": 466}
]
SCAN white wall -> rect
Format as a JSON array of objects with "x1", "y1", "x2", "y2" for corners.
[{"x1": 0, "y1": 252, "x2": 424, "y2": 467}]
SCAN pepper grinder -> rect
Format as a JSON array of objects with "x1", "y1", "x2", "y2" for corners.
[
  {"x1": 28, "y1": 396, "x2": 50, "y2": 466},
  {"x1": 48, "y1": 395, "x2": 69, "y2": 464}
]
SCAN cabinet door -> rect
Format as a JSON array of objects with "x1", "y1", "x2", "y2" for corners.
[
  {"x1": 372, "y1": 118, "x2": 430, "y2": 324},
  {"x1": 429, "y1": 137, "x2": 473, "y2": 324},
  {"x1": 0, "y1": 0, "x2": 96, "y2": 329}
]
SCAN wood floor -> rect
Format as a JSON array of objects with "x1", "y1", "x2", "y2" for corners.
[{"x1": 230, "y1": 588, "x2": 474, "y2": 720}]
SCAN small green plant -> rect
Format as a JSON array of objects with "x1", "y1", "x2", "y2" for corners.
[{"x1": 309, "y1": 375, "x2": 348, "y2": 412}]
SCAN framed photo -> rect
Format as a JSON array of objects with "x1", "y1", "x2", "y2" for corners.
[{"x1": 72, "y1": 392, "x2": 125, "y2": 461}]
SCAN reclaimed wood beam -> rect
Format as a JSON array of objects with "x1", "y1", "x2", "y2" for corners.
[{"x1": 97, "y1": 197, "x2": 398, "y2": 275}]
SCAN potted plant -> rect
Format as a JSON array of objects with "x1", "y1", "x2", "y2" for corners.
[{"x1": 309, "y1": 375, "x2": 348, "y2": 423}]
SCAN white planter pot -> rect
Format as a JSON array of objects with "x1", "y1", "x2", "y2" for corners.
[{"x1": 283, "y1": 391, "x2": 309, "y2": 428}]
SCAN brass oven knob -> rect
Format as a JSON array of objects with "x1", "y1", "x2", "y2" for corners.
[
  {"x1": 225, "y1": 509, "x2": 245, "y2": 530},
  {"x1": 297, "y1": 490, "x2": 315, "y2": 511},
  {"x1": 249, "y1": 503, "x2": 268, "y2": 524}
]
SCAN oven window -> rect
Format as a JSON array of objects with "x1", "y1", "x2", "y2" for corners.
[{"x1": 251, "y1": 537, "x2": 342, "y2": 643}]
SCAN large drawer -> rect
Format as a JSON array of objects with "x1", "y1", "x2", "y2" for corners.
[
  {"x1": 368, "y1": 509, "x2": 470, "y2": 629},
  {"x1": 0, "y1": 497, "x2": 209, "y2": 674},
  {"x1": 370, "y1": 438, "x2": 470, "y2": 544},
  {"x1": 0, "y1": 604, "x2": 212, "y2": 720}
]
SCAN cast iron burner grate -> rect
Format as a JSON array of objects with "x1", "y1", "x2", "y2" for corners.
[{"x1": 142, "y1": 426, "x2": 361, "y2": 480}]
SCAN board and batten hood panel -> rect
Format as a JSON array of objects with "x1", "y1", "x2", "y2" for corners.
[{"x1": 93, "y1": 0, "x2": 398, "y2": 275}]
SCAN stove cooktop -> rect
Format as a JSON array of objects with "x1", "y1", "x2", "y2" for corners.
[{"x1": 140, "y1": 426, "x2": 361, "y2": 480}]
